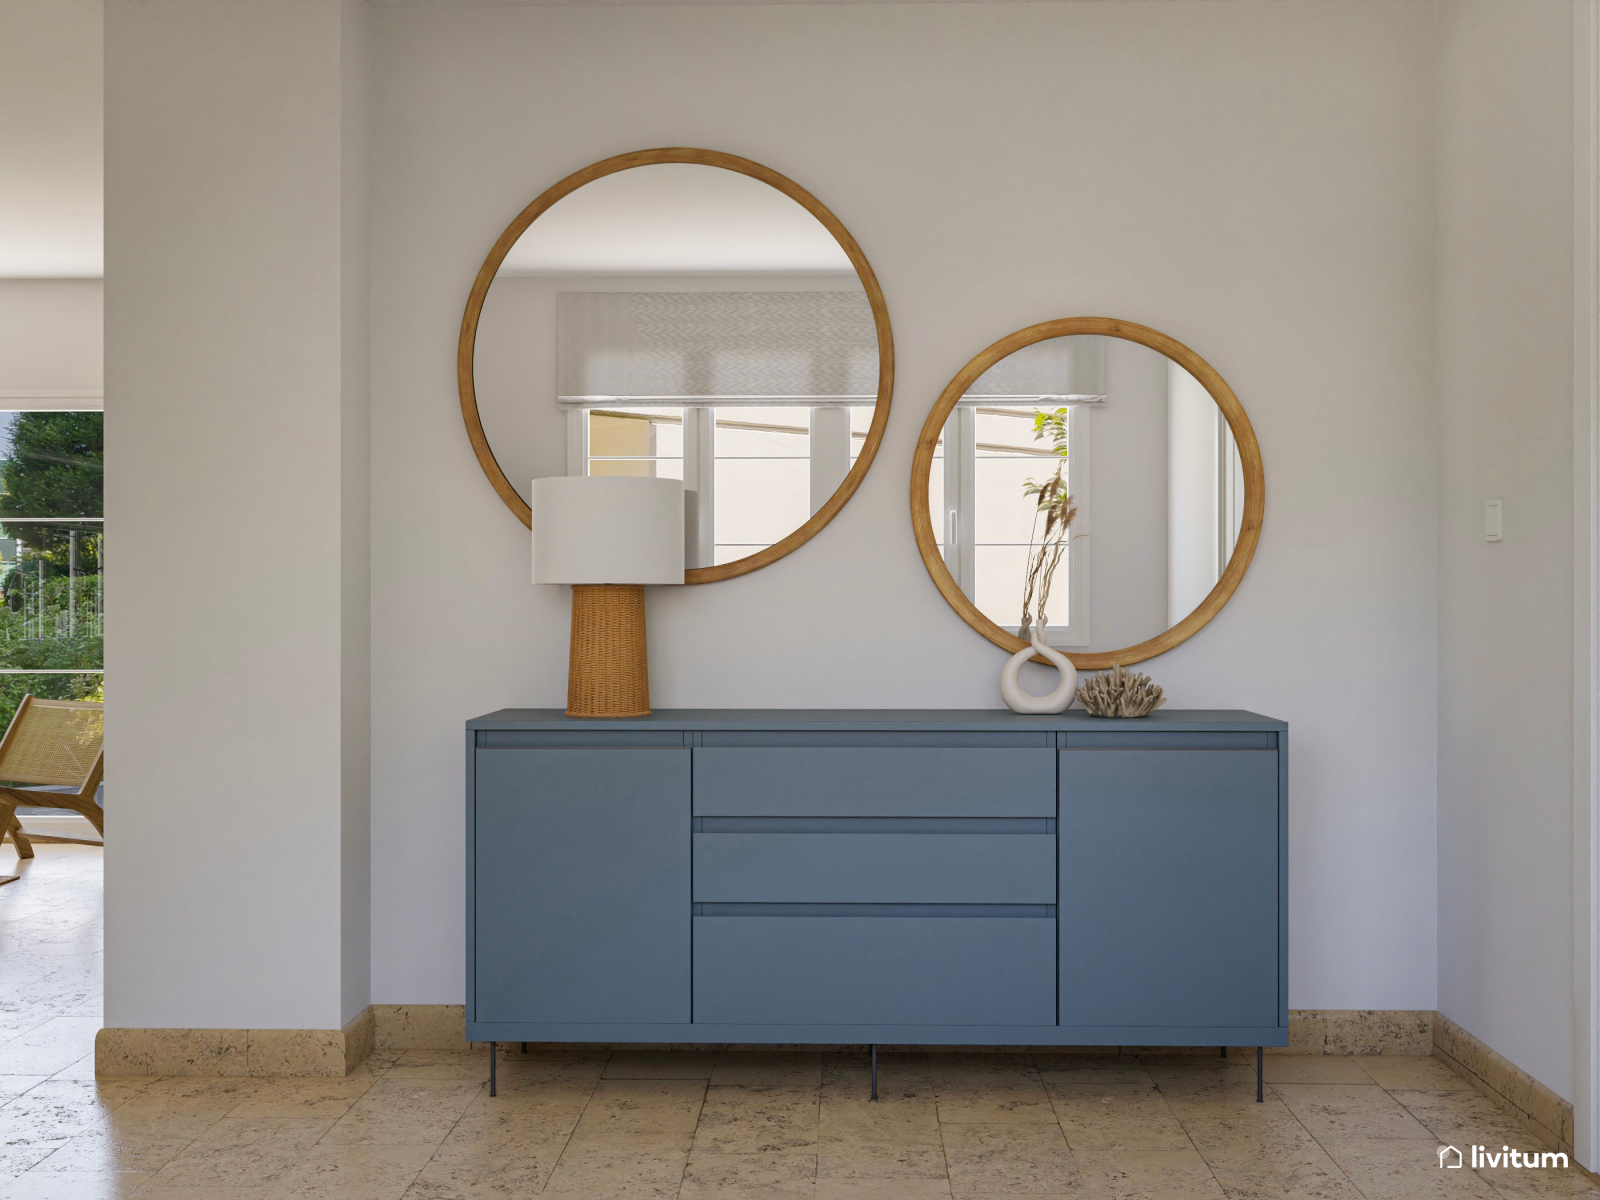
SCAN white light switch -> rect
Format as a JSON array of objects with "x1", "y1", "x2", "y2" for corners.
[{"x1": 1485, "y1": 498, "x2": 1503, "y2": 542}]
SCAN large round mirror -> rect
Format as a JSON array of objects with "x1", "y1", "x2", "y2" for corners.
[
  {"x1": 911, "y1": 318, "x2": 1262, "y2": 668},
  {"x1": 459, "y1": 149, "x2": 894, "y2": 584}
]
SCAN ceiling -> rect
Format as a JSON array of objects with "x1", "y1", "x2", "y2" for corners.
[
  {"x1": 500, "y1": 163, "x2": 855, "y2": 276},
  {"x1": 0, "y1": 0, "x2": 103, "y2": 278}
]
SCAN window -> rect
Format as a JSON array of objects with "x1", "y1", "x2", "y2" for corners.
[
  {"x1": 572, "y1": 402, "x2": 874, "y2": 567},
  {"x1": 0, "y1": 410, "x2": 103, "y2": 731},
  {"x1": 937, "y1": 404, "x2": 1092, "y2": 647},
  {"x1": 559, "y1": 290, "x2": 880, "y2": 568}
]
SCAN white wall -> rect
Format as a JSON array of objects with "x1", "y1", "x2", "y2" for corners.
[
  {"x1": 104, "y1": 0, "x2": 370, "y2": 1030},
  {"x1": 0, "y1": 279, "x2": 102, "y2": 403},
  {"x1": 370, "y1": 0, "x2": 1440, "y2": 1008},
  {"x1": 1086, "y1": 336, "x2": 1168, "y2": 651},
  {"x1": 1169, "y1": 359, "x2": 1218, "y2": 627},
  {"x1": 1436, "y1": 0, "x2": 1577, "y2": 1103}
]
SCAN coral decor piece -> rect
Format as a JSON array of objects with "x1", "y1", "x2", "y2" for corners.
[{"x1": 1075, "y1": 664, "x2": 1167, "y2": 718}]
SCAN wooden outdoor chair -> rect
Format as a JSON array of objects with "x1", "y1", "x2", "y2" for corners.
[{"x1": 0, "y1": 696, "x2": 103, "y2": 860}]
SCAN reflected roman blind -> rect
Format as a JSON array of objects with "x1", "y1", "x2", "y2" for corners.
[
  {"x1": 959, "y1": 335, "x2": 1107, "y2": 406},
  {"x1": 557, "y1": 291, "x2": 879, "y2": 407}
]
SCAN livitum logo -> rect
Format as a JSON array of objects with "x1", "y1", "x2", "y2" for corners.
[{"x1": 1437, "y1": 1144, "x2": 1570, "y2": 1169}]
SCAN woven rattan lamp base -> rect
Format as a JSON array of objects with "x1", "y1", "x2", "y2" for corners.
[{"x1": 567, "y1": 584, "x2": 651, "y2": 717}]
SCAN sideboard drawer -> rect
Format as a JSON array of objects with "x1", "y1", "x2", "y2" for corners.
[
  {"x1": 693, "y1": 910, "x2": 1056, "y2": 1025},
  {"x1": 693, "y1": 747, "x2": 1055, "y2": 817},
  {"x1": 694, "y1": 829, "x2": 1055, "y2": 904}
]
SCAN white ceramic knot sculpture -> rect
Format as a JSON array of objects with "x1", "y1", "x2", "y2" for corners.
[{"x1": 999, "y1": 623, "x2": 1078, "y2": 714}]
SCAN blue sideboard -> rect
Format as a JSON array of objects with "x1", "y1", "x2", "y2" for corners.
[{"x1": 466, "y1": 709, "x2": 1288, "y2": 1061}]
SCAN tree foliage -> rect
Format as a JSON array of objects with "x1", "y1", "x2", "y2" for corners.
[{"x1": 0, "y1": 413, "x2": 103, "y2": 572}]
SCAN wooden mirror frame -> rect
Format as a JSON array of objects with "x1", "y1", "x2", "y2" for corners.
[
  {"x1": 458, "y1": 148, "x2": 895, "y2": 585},
  {"x1": 910, "y1": 317, "x2": 1264, "y2": 669}
]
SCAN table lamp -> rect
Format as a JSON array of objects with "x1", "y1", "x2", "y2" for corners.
[{"x1": 532, "y1": 476, "x2": 685, "y2": 718}]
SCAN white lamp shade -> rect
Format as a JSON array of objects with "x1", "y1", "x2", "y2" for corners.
[{"x1": 532, "y1": 476, "x2": 685, "y2": 585}]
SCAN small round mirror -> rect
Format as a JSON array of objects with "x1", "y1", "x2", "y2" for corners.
[
  {"x1": 911, "y1": 319, "x2": 1262, "y2": 668},
  {"x1": 459, "y1": 150, "x2": 894, "y2": 584}
]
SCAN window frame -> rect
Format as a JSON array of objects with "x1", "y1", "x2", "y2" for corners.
[
  {"x1": 939, "y1": 403, "x2": 1093, "y2": 650},
  {"x1": 0, "y1": 407, "x2": 104, "y2": 681},
  {"x1": 569, "y1": 403, "x2": 866, "y2": 569}
]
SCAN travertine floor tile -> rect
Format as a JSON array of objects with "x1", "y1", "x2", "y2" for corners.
[
  {"x1": 322, "y1": 1081, "x2": 479, "y2": 1147},
  {"x1": 227, "y1": 1077, "x2": 378, "y2": 1120},
  {"x1": 24, "y1": 1127, "x2": 197, "y2": 1176},
  {"x1": 601, "y1": 1051, "x2": 718, "y2": 1080},
  {"x1": 1261, "y1": 1055, "x2": 1375, "y2": 1084},
  {"x1": 815, "y1": 1181, "x2": 951, "y2": 1200},
  {"x1": 1035, "y1": 1054, "x2": 1156, "y2": 1089},
  {"x1": 1272, "y1": 1082, "x2": 1438, "y2": 1140},
  {"x1": 140, "y1": 1118, "x2": 335, "y2": 1187},
  {"x1": 939, "y1": 1122, "x2": 1078, "y2": 1194},
  {"x1": 405, "y1": 1133, "x2": 571, "y2": 1197},
  {"x1": 0, "y1": 1170, "x2": 150, "y2": 1199},
  {"x1": 1390, "y1": 1087, "x2": 1557, "y2": 1149},
  {"x1": 1146, "y1": 1063, "x2": 1295, "y2": 1120},
  {"x1": 1472, "y1": 1158, "x2": 1600, "y2": 1197},
  {"x1": 933, "y1": 1057, "x2": 1055, "y2": 1124},
  {"x1": 433, "y1": 1096, "x2": 584, "y2": 1148},
  {"x1": 1318, "y1": 1136, "x2": 1499, "y2": 1199},
  {"x1": 1357, "y1": 1056, "x2": 1478, "y2": 1092},
  {"x1": 712, "y1": 1053, "x2": 825, "y2": 1088},
  {"x1": 1183, "y1": 1115, "x2": 1364, "y2": 1200},
  {"x1": 1074, "y1": 1147, "x2": 1227, "y2": 1199},
  {"x1": 540, "y1": 1131, "x2": 691, "y2": 1199},
  {"x1": 0, "y1": 1079, "x2": 49, "y2": 1108},
  {"x1": 258, "y1": 1143, "x2": 433, "y2": 1200},
  {"x1": 1047, "y1": 1084, "x2": 1192, "y2": 1152},
  {"x1": 382, "y1": 1053, "x2": 488, "y2": 1082},
  {"x1": 0, "y1": 1018, "x2": 101, "y2": 1077},
  {"x1": 565, "y1": 1079, "x2": 706, "y2": 1144},
  {"x1": 818, "y1": 1096, "x2": 942, "y2": 1147},
  {"x1": 692, "y1": 1084, "x2": 820, "y2": 1154},
  {"x1": 816, "y1": 1139, "x2": 948, "y2": 1180},
  {"x1": 679, "y1": 1150, "x2": 817, "y2": 1199}
]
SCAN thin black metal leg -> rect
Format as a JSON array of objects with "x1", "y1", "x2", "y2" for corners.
[
  {"x1": 870, "y1": 1044, "x2": 878, "y2": 1101},
  {"x1": 1219, "y1": 1046, "x2": 1226, "y2": 1059},
  {"x1": 1256, "y1": 1048, "x2": 1263, "y2": 1102},
  {"x1": 489, "y1": 1042, "x2": 497, "y2": 1097},
  {"x1": 521, "y1": 1042, "x2": 528, "y2": 1055}
]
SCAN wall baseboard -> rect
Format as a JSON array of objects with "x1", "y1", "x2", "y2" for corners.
[
  {"x1": 1434, "y1": 1013, "x2": 1574, "y2": 1156},
  {"x1": 365, "y1": 1005, "x2": 1435, "y2": 1055},
  {"x1": 98, "y1": 994, "x2": 1564, "y2": 1172},
  {"x1": 1278, "y1": 1009, "x2": 1435, "y2": 1055},
  {"x1": 96, "y1": 1008, "x2": 375, "y2": 1078}
]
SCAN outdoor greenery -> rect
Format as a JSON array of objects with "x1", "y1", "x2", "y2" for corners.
[
  {"x1": 0, "y1": 412, "x2": 103, "y2": 731},
  {"x1": 1018, "y1": 407, "x2": 1078, "y2": 642}
]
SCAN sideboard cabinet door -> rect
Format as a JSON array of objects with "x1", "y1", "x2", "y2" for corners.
[
  {"x1": 472, "y1": 748, "x2": 691, "y2": 1025},
  {"x1": 1059, "y1": 749, "x2": 1280, "y2": 1030}
]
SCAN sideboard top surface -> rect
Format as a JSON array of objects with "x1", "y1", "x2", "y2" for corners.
[{"x1": 467, "y1": 708, "x2": 1286, "y2": 732}]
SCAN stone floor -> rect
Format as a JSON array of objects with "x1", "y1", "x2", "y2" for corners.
[{"x1": 2, "y1": 845, "x2": 1598, "y2": 1198}]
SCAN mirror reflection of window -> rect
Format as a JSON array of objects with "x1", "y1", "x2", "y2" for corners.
[
  {"x1": 931, "y1": 335, "x2": 1246, "y2": 654},
  {"x1": 470, "y1": 159, "x2": 890, "y2": 580},
  {"x1": 712, "y1": 406, "x2": 809, "y2": 566},
  {"x1": 558, "y1": 289, "x2": 877, "y2": 568},
  {"x1": 586, "y1": 408, "x2": 684, "y2": 479}
]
